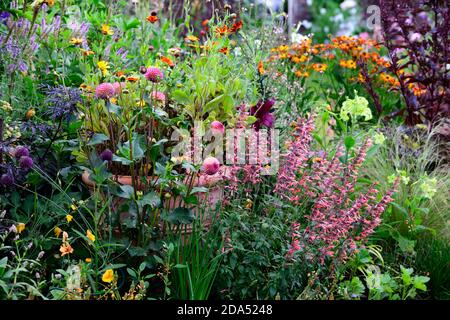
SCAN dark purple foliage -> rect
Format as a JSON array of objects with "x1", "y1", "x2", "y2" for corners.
[{"x1": 379, "y1": 0, "x2": 449, "y2": 126}]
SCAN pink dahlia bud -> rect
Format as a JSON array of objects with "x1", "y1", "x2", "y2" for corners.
[
  {"x1": 210, "y1": 121, "x2": 225, "y2": 135},
  {"x1": 151, "y1": 91, "x2": 166, "y2": 103},
  {"x1": 112, "y1": 82, "x2": 126, "y2": 95},
  {"x1": 144, "y1": 67, "x2": 164, "y2": 83},
  {"x1": 202, "y1": 156, "x2": 220, "y2": 175},
  {"x1": 95, "y1": 83, "x2": 115, "y2": 99}
]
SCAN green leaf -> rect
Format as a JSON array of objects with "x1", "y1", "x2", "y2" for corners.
[
  {"x1": 344, "y1": 136, "x2": 355, "y2": 151},
  {"x1": 172, "y1": 90, "x2": 191, "y2": 105},
  {"x1": 125, "y1": 18, "x2": 141, "y2": 30},
  {"x1": 116, "y1": 185, "x2": 135, "y2": 199},
  {"x1": 245, "y1": 116, "x2": 258, "y2": 125},
  {"x1": 166, "y1": 207, "x2": 195, "y2": 225},
  {"x1": 87, "y1": 133, "x2": 109, "y2": 146},
  {"x1": 138, "y1": 192, "x2": 161, "y2": 208},
  {"x1": 413, "y1": 276, "x2": 430, "y2": 291},
  {"x1": 400, "y1": 265, "x2": 414, "y2": 285}
]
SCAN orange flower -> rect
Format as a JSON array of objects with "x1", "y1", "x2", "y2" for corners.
[
  {"x1": 202, "y1": 19, "x2": 209, "y2": 27},
  {"x1": 230, "y1": 21, "x2": 243, "y2": 33},
  {"x1": 311, "y1": 63, "x2": 327, "y2": 73},
  {"x1": 126, "y1": 76, "x2": 139, "y2": 82},
  {"x1": 219, "y1": 47, "x2": 229, "y2": 55},
  {"x1": 257, "y1": 61, "x2": 265, "y2": 75},
  {"x1": 215, "y1": 25, "x2": 228, "y2": 37},
  {"x1": 116, "y1": 70, "x2": 125, "y2": 77},
  {"x1": 80, "y1": 49, "x2": 94, "y2": 56},
  {"x1": 60, "y1": 243, "x2": 74, "y2": 256},
  {"x1": 147, "y1": 13, "x2": 159, "y2": 24},
  {"x1": 160, "y1": 55, "x2": 175, "y2": 67},
  {"x1": 295, "y1": 70, "x2": 309, "y2": 78}
]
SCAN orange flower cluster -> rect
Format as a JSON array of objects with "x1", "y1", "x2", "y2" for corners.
[{"x1": 268, "y1": 35, "x2": 405, "y2": 92}]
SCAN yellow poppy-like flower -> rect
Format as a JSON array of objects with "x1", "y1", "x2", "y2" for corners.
[
  {"x1": 66, "y1": 214, "x2": 73, "y2": 223},
  {"x1": 86, "y1": 229, "x2": 96, "y2": 242},
  {"x1": 102, "y1": 269, "x2": 114, "y2": 283},
  {"x1": 101, "y1": 24, "x2": 114, "y2": 36},
  {"x1": 54, "y1": 226, "x2": 62, "y2": 237},
  {"x1": 17, "y1": 223, "x2": 26, "y2": 234},
  {"x1": 69, "y1": 37, "x2": 83, "y2": 45},
  {"x1": 85, "y1": 258, "x2": 92, "y2": 263},
  {"x1": 97, "y1": 60, "x2": 110, "y2": 76}
]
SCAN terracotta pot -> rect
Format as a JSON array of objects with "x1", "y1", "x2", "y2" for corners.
[{"x1": 81, "y1": 168, "x2": 229, "y2": 234}]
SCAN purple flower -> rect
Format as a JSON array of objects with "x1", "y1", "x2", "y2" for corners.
[
  {"x1": 144, "y1": 67, "x2": 164, "y2": 82},
  {"x1": 250, "y1": 98, "x2": 276, "y2": 130},
  {"x1": 95, "y1": 83, "x2": 115, "y2": 99},
  {"x1": 14, "y1": 146, "x2": 30, "y2": 159},
  {"x1": 0, "y1": 173, "x2": 14, "y2": 187},
  {"x1": 19, "y1": 156, "x2": 34, "y2": 170},
  {"x1": 42, "y1": 85, "x2": 82, "y2": 120},
  {"x1": 100, "y1": 149, "x2": 113, "y2": 162}
]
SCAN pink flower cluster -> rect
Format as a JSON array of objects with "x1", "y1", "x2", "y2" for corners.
[{"x1": 279, "y1": 117, "x2": 398, "y2": 265}]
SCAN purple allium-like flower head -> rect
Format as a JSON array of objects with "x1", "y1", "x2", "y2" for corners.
[
  {"x1": 144, "y1": 67, "x2": 164, "y2": 83},
  {"x1": 151, "y1": 91, "x2": 166, "y2": 103},
  {"x1": 14, "y1": 146, "x2": 29, "y2": 159},
  {"x1": 95, "y1": 83, "x2": 115, "y2": 99},
  {"x1": 100, "y1": 149, "x2": 113, "y2": 162},
  {"x1": 19, "y1": 156, "x2": 33, "y2": 170},
  {"x1": 202, "y1": 156, "x2": 220, "y2": 175},
  {"x1": 0, "y1": 173, "x2": 14, "y2": 187},
  {"x1": 210, "y1": 121, "x2": 225, "y2": 135}
]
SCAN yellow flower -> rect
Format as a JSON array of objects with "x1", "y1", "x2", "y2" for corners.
[
  {"x1": 185, "y1": 35, "x2": 199, "y2": 42},
  {"x1": 97, "y1": 60, "x2": 110, "y2": 76},
  {"x1": 70, "y1": 204, "x2": 78, "y2": 211},
  {"x1": 86, "y1": 229, "x2": 96, "y2": 242},
  {"x1": 66, "y1": 214, "x2": 73, "y2": 223},
  {"x1": 85, "y1": 258, "x2": 92, "y2": 263},
  {"x1": 102, "y1": 269, "x2": 114, "y2": 283},
  {"x1": 136, "y1": 100, "x2": 146, "y2": 107},
  {"x1": 110, "y1": 97, "x2": 118, "y2": 104},
  {"x1": 101, "y1": 24, "x2": 114, "y2": 36},
  {"x1": 17, "y1": 223, "x2": 26, "y2": 234},
  {"x1": 69, "y1": 37, "x2": 83, "y2": 45},
  {"x1": 54, "y1": 226, "x2": 62, "y2": 237}
]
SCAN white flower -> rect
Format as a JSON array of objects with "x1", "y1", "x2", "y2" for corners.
[
  {"x1": 301, "y1": 20, "x2": 312, "y2": 29},
  {"x1": 254, "y1": 39, "x2": 262, "y2": 49},
  {"x1": 320, "y1": 8, "x2": 327, "y2": 15},
  {"x1": 340, "y1": 0, "x2": 356, "y2": 10},
  {"x1": 233, "y1": 47, "x2": 242, "y2": 56},
  {"x1": 291, "y1": 33, "x2": 309, "y2": 44}
]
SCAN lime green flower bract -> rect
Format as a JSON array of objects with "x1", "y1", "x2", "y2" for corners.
[{"x1": 340, "y1": 91, "x2": 372, "y2": 122}]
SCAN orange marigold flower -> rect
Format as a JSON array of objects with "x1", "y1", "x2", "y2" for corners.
[
  {"x1": 215, "y1": 25, "x2": 228, "y2": 37},
  {"x1": 295, "y1": 70, "x2": 309, "y2": 78},
  {"x1": 80, "y1": 49, "x2": 94, "y2": 56},
  {"x1": 230, "y1": 21, "x2": 243, "y2": 33},
  {"x1": 126, "y1": 76, "x2": 139, "y2": 82},
  {"x1": 219, "y1": 47, "x2": 229, "y2": 55},
  {"x1": 311, "y1": 63, "x2": 327, "y2": 73},
  {"x1": 257, "y1": 61, "x2": 265, "y2": 75},
  {"x1": 147, "y1": 13, "x2": 159, "y2": 24},
  {"x1": 160, "y1": 55, "x2": 175, "y2": 67}
]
